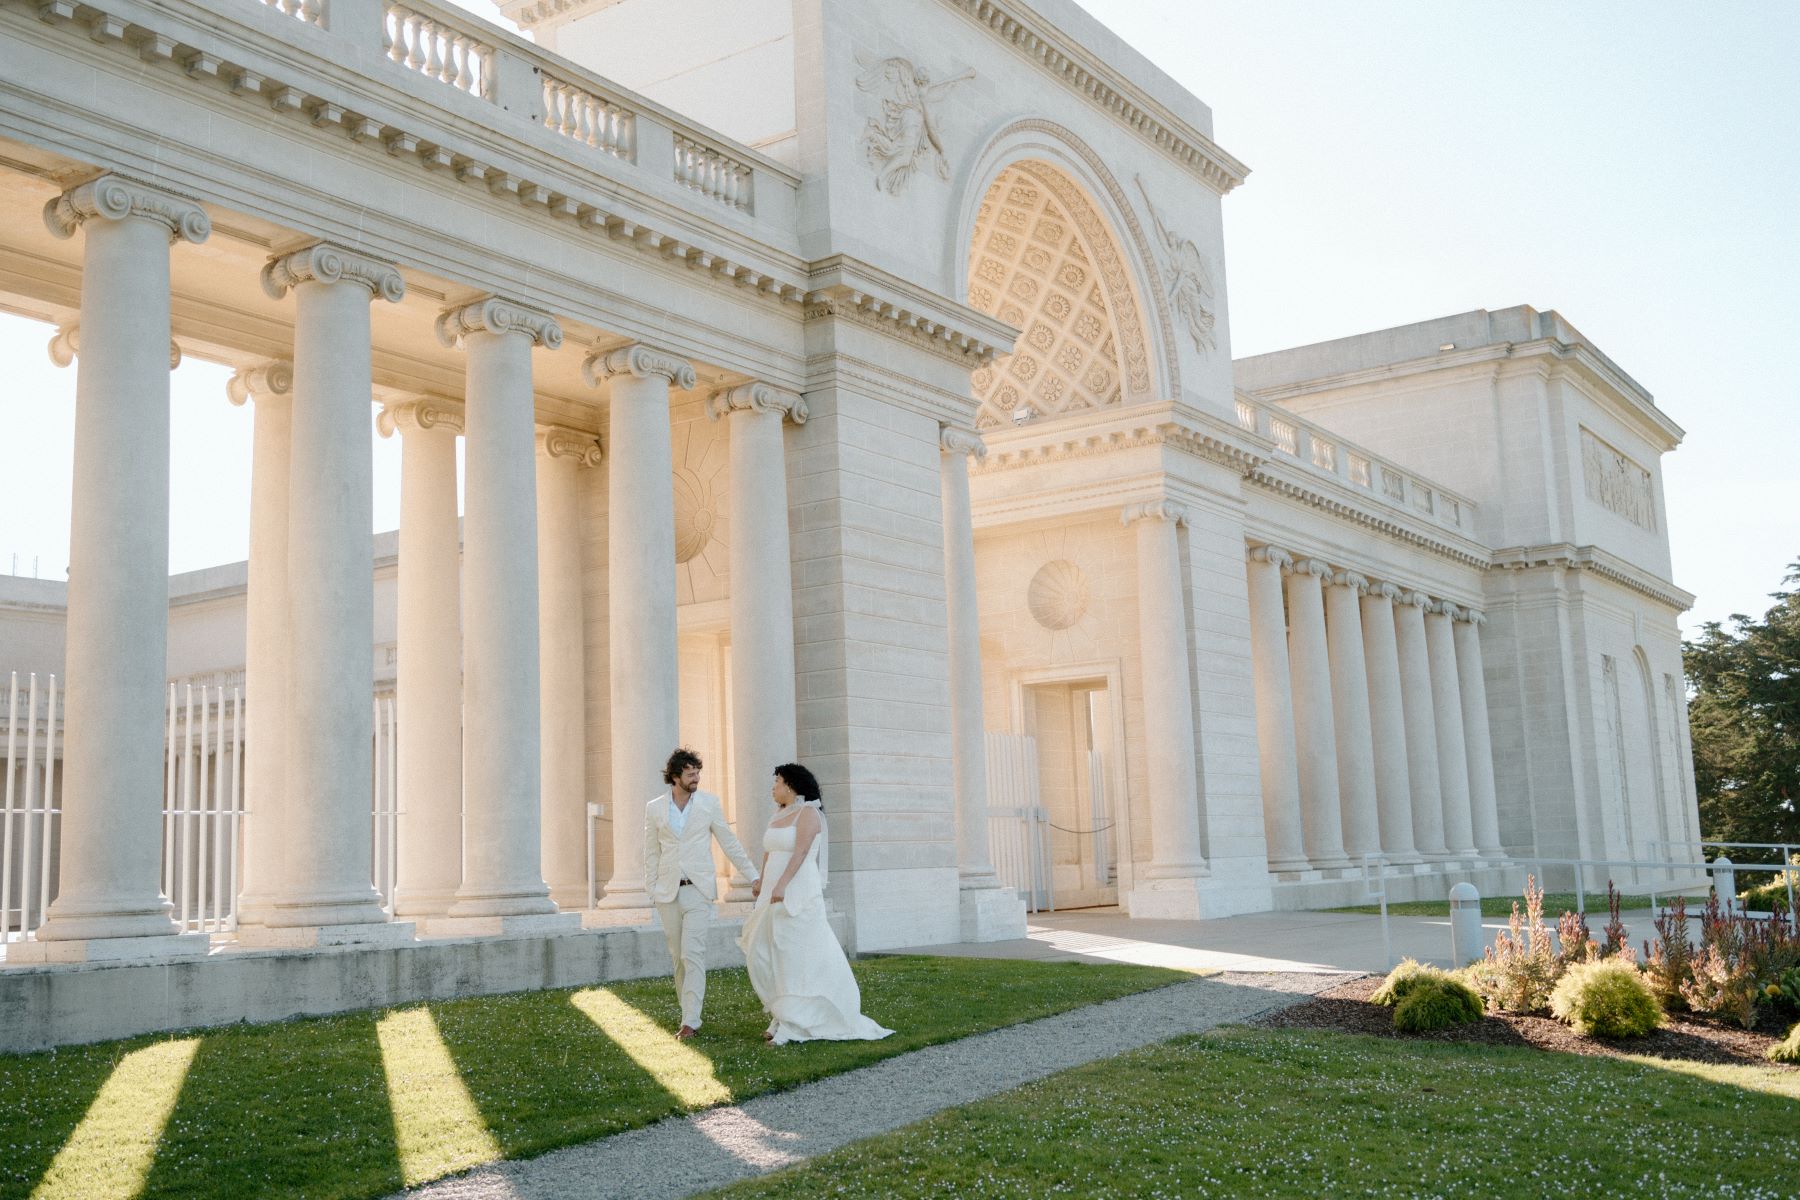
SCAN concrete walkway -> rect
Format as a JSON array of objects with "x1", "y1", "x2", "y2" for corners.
[{"x1": 395, "y1": 969, "x2": 1344, "y2": 1200}]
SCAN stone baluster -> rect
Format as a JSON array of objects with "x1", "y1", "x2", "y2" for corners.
[
  {"x1": 1245, "y1": 546, "x2": 1307, "y2": 873},
  {"x1": 377, "y1": 399, "x2": 466, "y2": 918},
  {"x1": 437, "y1": 298, "x2": 567, "y2": 924},
  {"x1": 583, "y1": 343, "x2": 695, "y2": 908},
  {"x1": 1454, "y1": 610, "x2": 1505, "y2": 859},
  {"x1": 1324, "y1": 570, "x2": 1382, "y2": 863},
  {"x1": 1394, "y1": 591, "x2": 1448, "y2": 859},
  {"x1": 32, "y1": 177, "x2": 210, "y2": 953},
  {"x1": 1285, "y1": 558, "x2": 1349, "y2": 869},
  {"x1": 1425, "y1": 600, "x2": 1478, "y2": 858},
  {"x1": 1359, "y1": 581, "x2": 1419, "y2": 863},
  {"x1": 708, "y1": 383, "x2": 807, "y2": 899}
]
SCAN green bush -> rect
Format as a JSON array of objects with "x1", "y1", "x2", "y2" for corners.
[
  {"x1": 1769, "y1": 1021, "x2": 1800, "y2": 1064},
  {"x1": 1549, "y1": 959, "x2": 1664, "y2": 1038},
  {"x1": 1392, "y1": 976, "x2": 1485, "y2": 1033},
  {"x1": 1371, "y1": 958, "x2": 1446, "y2": 1007}
]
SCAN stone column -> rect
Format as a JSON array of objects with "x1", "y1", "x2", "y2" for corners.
[
  {"x1": 1245, "y1": 546, "x2": 1307, "y2": 872},
  {"x1": 32, "y1": 178, "x2": 209, "y2": 952},
  {"x1": 438, "y1": 298, "x2": 566, "y2": 922},
  {"x1": 227, "y1": 361, "x2": 295, "y2": 926},
  {"x1": 1123, "y1": 502, "x2": 1207, "y2": 890},
  {"x1": 1455, "y1": 610, "x2": 1505, "y2": 859},
  {"x1": 1284, "y1": 559, "x2": 1349, "y2": 869},
  {"x1": 707, "y1": 383, "x2": 807, "y2": 900},
  {"x1": 1324, "y1": 570, "x2": 1382, "y2": 863},
  {"x1": 254, "y1": 243, "x2": 404, "y2": 937},
  {"x1": 583, "y1": 343, "x2": 694, "y2": 909},
  {"x1": 377, "y1": 399, "x2": 465, "y2": 918},
  {"x1": 537, "y1": 425, "x2": 603, "y2": 909},
  {"x1": 1426, "y1": 600, "x2": 1478, "y2": 858},
  {"x1": 1394, "y1": 592, "x2": 1448, "y2": 858},
  {"x1": 1360, "y1": 582, "x2": 1419, "y2": 863}
]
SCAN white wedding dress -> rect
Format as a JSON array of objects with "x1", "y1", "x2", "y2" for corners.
[{"x1": 737, "y1": 812, "x2": 893, "y2": 1045}]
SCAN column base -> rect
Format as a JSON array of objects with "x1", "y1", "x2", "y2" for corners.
[
  {"x1": 255, "y1": 889, "x2": 391, "y2": 929},
  {"x1": 1305, "y1": 854, "x2": 1354, "y2": 871},
  {"x1": 959, "y1": 884, "x2": 1026, "y2": 942},
  {"x1": 32, "y1": 896, "x2": 178, "y2": 942},
  {"x1": 446, "y1": 887, "x2": 559, "y2": 919},
  {"x1": 416, "y1": 912, "x2": 581, "y2": 939},
  {"x1": 1265, "y1": 854, "x2": 1314, "y2": 874},
  {"x1": 233, "y1": 920, "x2": 417, "y2": 949},
  {"x1": 5, "y1": 930, "x2": 210, "y2": 965},
  {"x1": 547, "y1": 883, "x2": 592, "y2": 912},
  {"x1": 391, "y1": 887, "x2": 462, "y2": 919},
  {"x1": 597, "y1": 886, "x2": 653, "y2": 911}
]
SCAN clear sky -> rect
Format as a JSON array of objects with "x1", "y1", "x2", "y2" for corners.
[{"x1": 0, "y1": 1, "x2": 1793, "y2": 638}]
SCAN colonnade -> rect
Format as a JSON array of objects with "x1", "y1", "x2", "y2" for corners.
[{"x1": 1245, "y1": 543, "x2": 1504, "y2": 874}]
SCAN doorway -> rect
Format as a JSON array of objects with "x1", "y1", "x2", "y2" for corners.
[{"x1": 1021, "y1": 677, "x2": 1122, "y2": 908}]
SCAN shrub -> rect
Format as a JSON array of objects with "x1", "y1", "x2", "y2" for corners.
[
  {"x1": 1679, "y1": 891, "x2": 1800, "y2": 1028},
  {"x1": 1393, "y1": 976, "x2": 1485, "y2": 1033},
  {"x1": 1767, "y1": 966, "x2": 1800, "y2": 1015},
  {"x1": 1371, "y1": 958, "x2": 1446, "y2": 1007},
  {"x1": 1739, "y1": 858, "x2": 1798, "y2": 915},
  {"x1": 1643, "y1": 893, "x2": 1694, "y2": 1011},
  {"x1": 1556, "y1": 907, "x2": 1595, "y2": 969},
  {"x1": 1549, "y1": 959, "x2": 1664, "y2": 1038},
  {"x1": 1769, "y1": 1021, "x2": 1800, "y2": 1064},
  {"x1": 1468, "y1": 875, "x2": 1561, "y2": 1013},
  {"x1": 1598, "y1": 881, "x2": 1634, "y2": 963}
]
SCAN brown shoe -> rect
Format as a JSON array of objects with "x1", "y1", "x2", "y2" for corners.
[{"x1": 676, "y1": 1025, "x2": 698, "y2": 1040}]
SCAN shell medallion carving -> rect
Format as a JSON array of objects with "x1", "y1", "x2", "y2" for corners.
[
  {"x1": 672, "y1": 467, "x2": 716, "y2": 564},
  {"x1": 1027, "y1": 560, "x2": 1090, "y2": 631}
]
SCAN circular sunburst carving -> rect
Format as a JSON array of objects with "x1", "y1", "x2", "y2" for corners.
[
  {"x1": 672, "y1": 468, "x2": 716, "y2": 564},
  {"x1": 1027, "y1": 560, "x2": 1090, "y2": 630}
]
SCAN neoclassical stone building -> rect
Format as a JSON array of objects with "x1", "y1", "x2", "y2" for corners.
[{"x1": 0, "y1": 0, "x2": 1696, "y2": 1038}]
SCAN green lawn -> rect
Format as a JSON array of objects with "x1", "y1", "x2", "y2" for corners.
[
  {"x1": 0, "y1": 956, "x2": 1183, "y2": 1200},
  {"x1": 1327, "y1": 890, "x2": 1704, "y2": 918},
  {"x1": 710, "y1": 1028, "x2": 1800, "y2": 1199}
]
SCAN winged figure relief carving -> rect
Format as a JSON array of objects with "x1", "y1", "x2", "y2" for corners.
[
  {"x1": 855, "y1": 52, "x2": 975, "y2": 195},
  {"x1": 1135, "y1": 175, "x2": 1216, "y2": 354}
]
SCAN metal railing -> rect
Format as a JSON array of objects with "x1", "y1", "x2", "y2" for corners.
[{"x1": 986, "y1": 732, "x2": 1053, "y2": 912}]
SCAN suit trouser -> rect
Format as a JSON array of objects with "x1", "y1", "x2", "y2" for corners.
[{"x1": 656, "y1": 884, "x2": 711, "y2": 1028}]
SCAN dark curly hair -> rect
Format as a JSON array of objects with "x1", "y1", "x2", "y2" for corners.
[
  {"x1": 663, "y1": 747, "x2": 703, "y2": 786},
  {"x1": 773, "y1": 763, "x2": 822, "y2": 806}
]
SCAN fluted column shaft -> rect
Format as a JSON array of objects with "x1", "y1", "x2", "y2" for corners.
[
  {"x1": 382, "y1": 401, "x2": 465, "y2": 916},
  {"x1": 36, "y1": 177, "x2": 209, "y2": 942},
  {"x1": 538, "y1": 426, "x2": 601, "y2": 907},
  {"x1": 1425, "y1": 603, "x2": 1478, "y2": 857},
  {"x1": 1454, "y1": 613, "x2": 1505, "y2": 858},
  {"x1": 1359, "y1": 583, "x2": 1419, "y2": 863},
  {"x1": 230, "y1": 362, "x2": 295, "y2": 923},
  {"x1": 1245, "y1": 547, "x2": 1306, "y2": 871},
  {"x1": 1285, "y1": 560, "x2": 1349, "y2": 869},
  {"x1": 709, "y1": 384, "x2": 807, "y2": 894},
  {"x1": 586, "y1": 344, "x2": 695, "y2": 908},
  {"x1": 1324, "y1": 571, "x2": 1381, "y2": 861},
  {"x1": 1394, "y1": 594, "x2": 1448, "y2": 858},
  {"x1": 442, "y1": 300, "x2": 562, "y2": 917},
  {"x1": 941, "y1": 428, "x2": 1000, "y2": 887},
  {"x1": 1125, "y1": 502, "x2": 1206, "y2": 878}
]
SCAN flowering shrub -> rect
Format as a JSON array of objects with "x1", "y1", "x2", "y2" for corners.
[
  {"x1": 1465, "y1": 875, "x2": 1559, "y2": 1013},
  {"x1": 1598, "y1": 881, "x2": 1634, "y2": 963},
  {"x1": 1679, "y1": 891, "x2": 1800, "y2": 1028},
  {"x1": 1556, "y1": 908, "x2": 1595, "y2": 970},
  {"x1": 1549, "y1": 959, "x2": 1663, "y2": 1038},
  {"x1": 1643, "y1": 893, "x2": 1694, "y2": 1011},
  {"x1": 1768, "y1": 966, "x2": 1800, "y2": 1015},
  {"x1": 1392, "y1": 976, "x2": 1485, "y2": 1033}
]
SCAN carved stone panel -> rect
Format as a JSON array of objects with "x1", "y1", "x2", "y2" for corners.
[{"x1": 1581, "y1": 427, "x2": 1656, "y2": 531}]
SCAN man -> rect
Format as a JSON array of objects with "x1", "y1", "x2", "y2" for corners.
[{"x1": 644, "y1": 747, "x2": 760, "y2": 1039}]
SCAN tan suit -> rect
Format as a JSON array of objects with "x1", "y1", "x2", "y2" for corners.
[{"x1": 644, "y1": 790, "x2": 758, "y2": 1028}]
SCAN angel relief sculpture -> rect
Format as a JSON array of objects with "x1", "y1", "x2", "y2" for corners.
[
  {"x1": 855, "y1": 52, "x2": 974, "y2": 195},
  {"x1": 1135, "y1": 175, "x2": 1217, "y2": 355}
]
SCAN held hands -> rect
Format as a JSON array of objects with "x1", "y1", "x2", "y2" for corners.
[{"x1": 750, "y1": 877, "x2": 762, "y2": 898}]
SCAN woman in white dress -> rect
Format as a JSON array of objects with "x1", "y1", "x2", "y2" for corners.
[{"x1": 738, "y1": 763, "x2": 893, "y2": 1045}]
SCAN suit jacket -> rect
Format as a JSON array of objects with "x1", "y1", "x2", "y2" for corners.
[{"x1": 643, "y1": 790, "x2": 759, "y2": 904}]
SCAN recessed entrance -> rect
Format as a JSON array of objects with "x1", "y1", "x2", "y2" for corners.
[{"x1": 1021, "y1": 678, "x2": 1120, "y2": 908}]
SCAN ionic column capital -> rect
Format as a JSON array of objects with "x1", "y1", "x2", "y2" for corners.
[
  {"x1": 1399, "y1": 589, "x2": 1434, "y2": 610},
  {"x1": 226, "y1": 360, "x2": 294, "y2": 406},
  {"x1": 261, "y1": 244, "x2": 405, "y2": 304},
  {"x1": 1331, "y1": 570, "x2": 1370, "y2": 595},
  {"x1": 940, "y1": 426, "x2": 988, "y2": 461},
  {"x1": 43, "y1": 174, "x2": 211, "y2": 245},
  {"x1": 1368, "y1": 580, "x2": 1405, "y2": 603},
  {"x1": 707, "y1": 382, "x2": 808, "y2": 425},
  {"x1": 581, "y1": 342, "x2": 697, "y2": 390},
  {"x1": 1247, "y1": 544, "x2": 1292, "y2": 570},
  {"x1": 1290, "y1": 557, "x2": 1332, "y2": 580},
  {"x1": 1431, "y1": 600, "x2": 1463, "y2": 619},
  {"x1": 1121, "y1": 499, "x2": 1187, "y2": 528},
  {"x1": 435, "y1": 297, "x2": 563, "y2": 350},
  {"x1": 377, "y1": 399, "x2": 465, "y2": 438},
  {"x1": 1459, "y1": 609, "x2": 1488, "y2": 627},
  {"x1": 537, "y1": 425, "x2": 604, "y2": 466},
  {"x1": 48, "y1": 322, "x2": 180, "y2": 370}
]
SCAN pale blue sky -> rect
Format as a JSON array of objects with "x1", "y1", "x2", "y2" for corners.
[{"x1": 0, "y1": 1, "x2": 1792, "y2": 638}]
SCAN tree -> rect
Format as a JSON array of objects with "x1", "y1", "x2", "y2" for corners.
[{"x1": 1683, "y1": 560, "x2": 1800, "y2": 848}]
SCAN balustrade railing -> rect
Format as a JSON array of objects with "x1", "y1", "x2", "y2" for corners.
[
  {"x1": 542, "y1": 74, "x2": 635, "y2": 161},
  {"x1": 673, "y1": 134, "x2": 754, "y2": 212},
  {"x1": 261, "y1": 0, "x2": 324, "y2": 23},
  {"x1": 383, "y1": 3, "x2": 494, "y2": 100}
]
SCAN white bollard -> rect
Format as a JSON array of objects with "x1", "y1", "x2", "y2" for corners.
[
  {"x1": 1712, "y1": 856, "x2": 1737, "y2": 916},
  {"x1": 1449, "y1": 882, "x2": 1483, "y2": 968}
]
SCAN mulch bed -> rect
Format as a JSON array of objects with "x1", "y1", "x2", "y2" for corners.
[{"x1": 1259, "y1": 975, "x2": 1797, "y2": 1069}]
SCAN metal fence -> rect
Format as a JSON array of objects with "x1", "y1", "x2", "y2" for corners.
[{"x1": 985, "y1": 731, "x2": 1052, "y2": 912}]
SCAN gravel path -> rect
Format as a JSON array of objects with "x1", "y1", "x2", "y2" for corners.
[{"x1": 395, "y1": 970, "x2": 1350, "y2": 1200}]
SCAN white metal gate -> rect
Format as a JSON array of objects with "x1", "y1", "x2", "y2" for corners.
[{"x1": 985, "y1": 731, "x2": 1052, "y2": 912}]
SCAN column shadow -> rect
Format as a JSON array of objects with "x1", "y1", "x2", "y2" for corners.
[{"x1": 1, "y1": 1037, "x2": 133, "y2": 1200}]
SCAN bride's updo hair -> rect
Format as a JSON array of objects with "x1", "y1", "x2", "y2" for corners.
[{"x1": 773, "y1": 763, "x2": 822, "y2": 806}]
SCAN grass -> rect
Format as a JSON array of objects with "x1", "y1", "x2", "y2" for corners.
[
  {"x1": 0, "y1": 956, "x2": 1183, "y2": 1200},
  {"x1": 709, "y1": 1028, "x2": 1800, "y2": 1199},
  {"x1": 1327, "y1": 890, "x2": 1703, "y2": 917}
]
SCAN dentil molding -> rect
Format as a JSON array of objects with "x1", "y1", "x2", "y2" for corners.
[
  {"x1": 435, "y1": 297, "x2": 564, "y2": 350},
  {"x1": 43, "y1": 174, "x2": 211, "y2": 245},
  {"x1": 47, "y1": 322, "x2": 181, "y2": 370},
  {"x1": 582, "y1": 343, "x2": 698, "y2": 390},
  {"x1": 261, "y1": 244, "x2": 405, "y2": 303},
  {"x1": 706, "y1": 382, "x2": 807, "y2": 424}
]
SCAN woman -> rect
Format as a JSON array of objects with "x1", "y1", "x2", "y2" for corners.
[{"x1": 738, "y1": 763, "x2": 893, "y2": 1045}]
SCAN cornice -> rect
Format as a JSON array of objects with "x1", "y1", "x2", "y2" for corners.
[
  {"x1": 261, "y1": 243, "x2": 405, "y2": 303},
  {"x1": 706, "y1": 381, "x2": 807, "y2": 424},
  {"x1": 225, "y1": 360, "x2": 293, "y2": 405},
  {"x1": 1490, "y1": 542, "x2": 1694, "y2": 612},
  {"x1": 802, "y1": 256, "x2": 1016, "y2": 367},
  {"x1": 537, "y1": 424, "x2": 604, "y2": 465},
  {"x1": 42, "y1": 173, "x2": 211, "y2": 244},
  {"x1": 940, "y1": 427, "x2": 988, "y2": 460},
  {"x1": 943, "y1": 0, "x2": 1249, "y2": 195},
  {"x1": 376, "y1": 398, "x2": 465, "y2": 437},
  {"x1": 583, "y1": 342, "x2": 698, "y2": 389},
  {"x1": 48, "y1": 322, "x2": 181, "y2": 370},
  {"x1": 435, "y1": 297, "x2": 564, "y2": 350}
]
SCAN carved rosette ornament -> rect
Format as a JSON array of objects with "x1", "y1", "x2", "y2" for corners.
[
  {"x1": 261, "y1": 243, "x2": 406, "y2": 304},
  {"x1": 581, "y1": 343, "x2": 698, "y2": 390},
  {"x1": 537, "y1": 425, "x2": 604, "y2": 466},
  {"x1": 1027, "y1": 560, "x2": 1090, "y2": 631},
  {"x1": 435, "y1": 297, "x2": 563, "y2": 350},
  {"x1": 225, "y1": 360, "x2": 295, "y2": 406},
  {"x1": 376, "y1": 399, "x2": 465, "y2": 438},
  {"x1": 940, "y1": 426, "x2": 988, "y2": 461},
  {"x1": 706, "y1": 382, "x2": 808, "y2": 425},
  {"x1": 48, "y1": 323, "x2": 181, "y2": 370},
  {"x1": 1120, "y1": 499, "x2": 1188, "y2": 528},
  {"x1": 43, "y1": 175, "x2": 211, "y2": 245}
]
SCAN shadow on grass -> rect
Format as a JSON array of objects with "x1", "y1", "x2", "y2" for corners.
[{"x1": 0, "y1": 1037, "x2": 155, "y2": 1200}]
